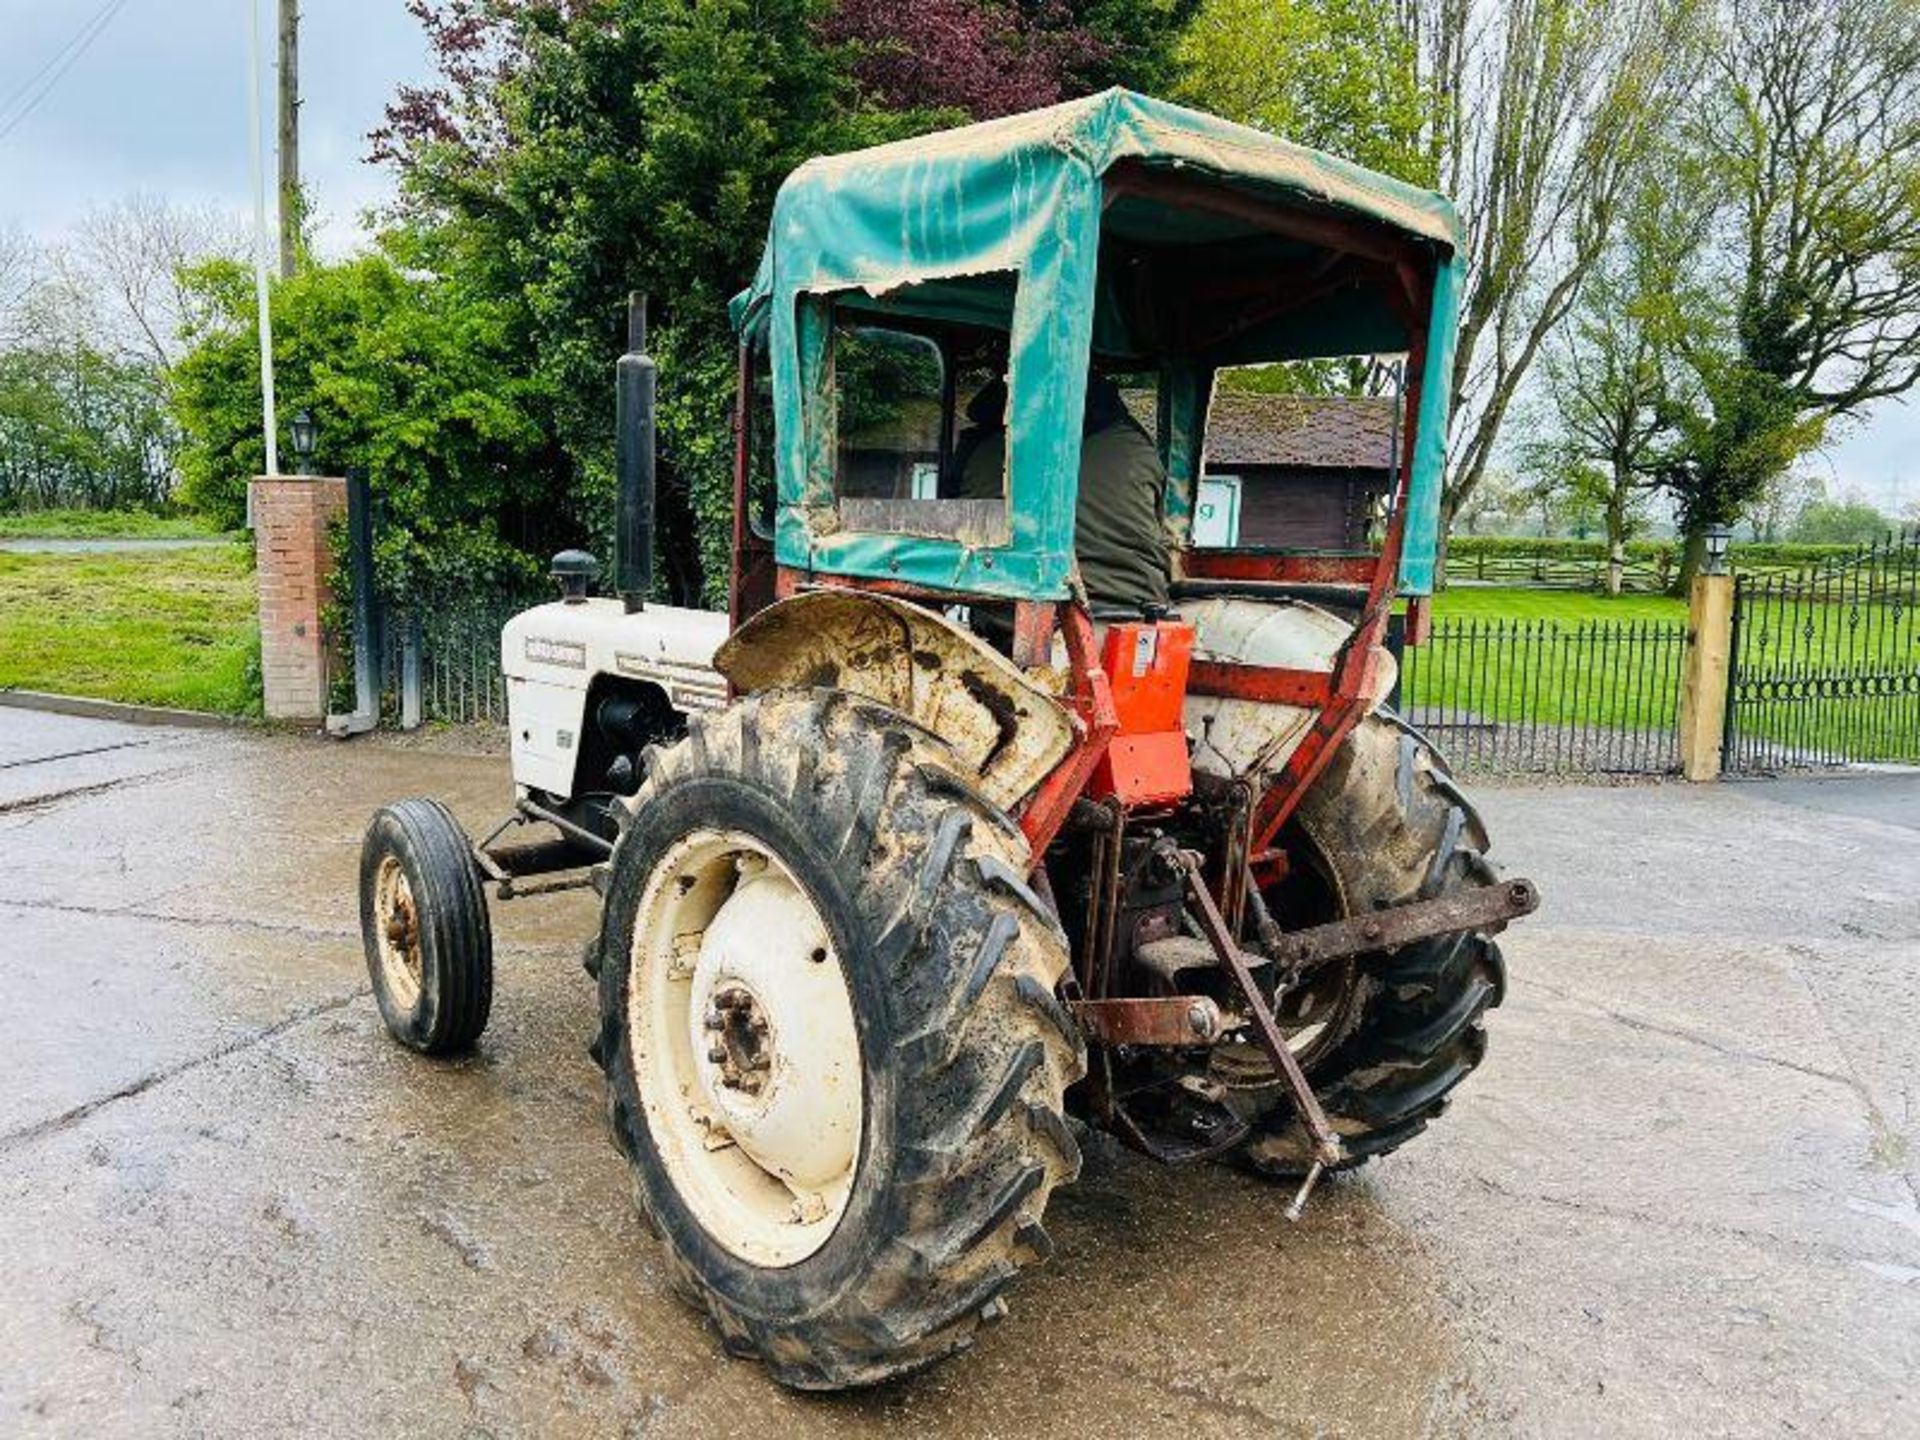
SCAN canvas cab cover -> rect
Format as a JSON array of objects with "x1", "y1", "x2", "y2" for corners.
[{"x1": 734, "y1": 89, "x2": 1463, "y2": 600}]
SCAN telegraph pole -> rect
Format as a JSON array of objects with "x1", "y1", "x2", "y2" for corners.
[{"x1": 277, "y1": 0, "x2": 299, "y2": 278}]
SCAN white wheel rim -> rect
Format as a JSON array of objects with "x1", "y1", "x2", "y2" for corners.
[
  {"x1": 373, "y1": 854, "x2": 424, "y2": 1009},
  {"x1": 627, "y1": 828, "x2": 863, "y2": 1267}
]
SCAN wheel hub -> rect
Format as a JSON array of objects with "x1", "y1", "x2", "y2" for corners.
[
  {"x1": 686, "y1": 856, "x2": 860, "y2": 1195},
  {"x1": 373, "y1": 856, "x2": 424, "y2": 1005},
  {"x1": 628, "y1": 830, "x2": 864, "y2": 1266},
  {"x1": 703, "y1": 985, "x2": 772, "y2": 1096}
]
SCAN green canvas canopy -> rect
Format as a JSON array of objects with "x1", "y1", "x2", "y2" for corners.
[{"x1": 733, "y1": 88, "x2": 1464, "y2": 600}]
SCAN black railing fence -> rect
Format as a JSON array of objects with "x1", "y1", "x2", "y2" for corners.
[
  {"x1": 365, "y1": 590, "x2": 1691, "y2": 777},
  {"x1": 378, "y1": 585, "x2": 546, "y2": 727},
  {"x1": 1396, "y1": 618, "x2": 1688, "y2": 776},
  {"x1": 1726, "y1": 527, "x2": 1920, "y2": 771}
]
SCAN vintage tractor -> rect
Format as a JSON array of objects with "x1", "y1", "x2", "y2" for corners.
[{"x1": 358, "y1": 90, "x2": 1537, "y2": 1389}]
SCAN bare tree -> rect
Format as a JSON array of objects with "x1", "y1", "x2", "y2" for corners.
[
  {"x1": 0, "y1": 224, "x2": 39, "y2": 349},
  {"x1": 56, "y1": 195, "x2": 245, "y2": 369},
  {"x1": 1748, "y1": 468, "x2": 1821, "y2": 542},
  {"x1": 1412, "y1": 0, "x2": 1709, "y2": 548}
]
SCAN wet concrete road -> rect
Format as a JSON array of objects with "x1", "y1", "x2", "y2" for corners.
[{"x1": 1, "y1": 707, "x2": 1915, "y2": 1437}]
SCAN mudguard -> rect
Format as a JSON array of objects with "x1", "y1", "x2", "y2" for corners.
[{"x1": 714, "y1": 591, "x2": 1074, "y2": 813}]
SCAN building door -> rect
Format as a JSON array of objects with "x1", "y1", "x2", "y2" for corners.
[{"x1": 1193, "y1": 474, "x2": 1242, "y2": 547}]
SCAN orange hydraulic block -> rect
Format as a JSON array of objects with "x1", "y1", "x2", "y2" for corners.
[{"x1": 1087, "y1": 619, "x2": 1194, "y2": 807}]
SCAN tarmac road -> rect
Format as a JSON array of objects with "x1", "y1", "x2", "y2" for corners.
[{"x1": 0, "y1": 706, "x2": 1915, "y2": 1437}]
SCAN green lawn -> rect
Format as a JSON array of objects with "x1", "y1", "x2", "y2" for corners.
[
  {"x1": 0, "y1": 545, "x2": 260, "y2": 714},
  {"x1": 1429, "y1": 585, "x2": 1686, "y2": 624},
  {"x1": 0, "y1": 508, "x2": 230, "y2": 540},
  {"x1": 1404, "y1": 593, "x2": 1687, "y2": 734}
]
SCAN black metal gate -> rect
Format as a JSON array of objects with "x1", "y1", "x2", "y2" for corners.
[
  {"x1": 1726, "y1": 526, "x2": 1920, "y2": 771},
  {"x1": 1397, "y1": 617, "x2": 1687, "y2": 776}
]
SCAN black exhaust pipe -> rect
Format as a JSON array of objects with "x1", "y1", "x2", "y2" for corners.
[{"x1": 614, "y1": 293, "x2": 655, "y2": 613}]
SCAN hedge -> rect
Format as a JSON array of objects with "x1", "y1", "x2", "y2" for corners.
[{"x1": 1447, "y1": 536, "x2": 1866, "y2": 568}]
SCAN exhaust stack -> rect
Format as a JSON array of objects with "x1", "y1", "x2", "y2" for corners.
[{"x1": 614, "y1": 293, "x2": 655, "y2": 612}]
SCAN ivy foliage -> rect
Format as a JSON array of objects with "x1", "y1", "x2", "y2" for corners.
[
  {"x1": 170, "y1": 254, "x2": 549, "y2": 590},
  {"x1": 378, "y1": 0, "x2": 940, "y2": 606}
]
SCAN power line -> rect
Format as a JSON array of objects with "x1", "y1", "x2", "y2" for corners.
[
  {"x1": 0, "y1": 0, "x2": 123, "y2": 118},
  {"x1": 0, "y1": 0, "x2": 136, "y2": 146}
]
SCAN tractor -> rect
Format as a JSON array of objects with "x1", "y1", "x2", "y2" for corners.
[{"x1": 358, "y1": 89, "x2": 1537, "y2": 1390}]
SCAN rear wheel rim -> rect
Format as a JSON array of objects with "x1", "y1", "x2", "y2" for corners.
[
  {"x1": 1213, "y1": 832, "x2": 1367, "y2": 1091},
  {"x1": 627, "y1": 827, "x2": 863, "y2": 1268},
  {"x1": 373, "y1": 854, "x2": 424, "y2": 1010}
]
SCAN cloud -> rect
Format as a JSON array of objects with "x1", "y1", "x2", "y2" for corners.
[{"x1": 0, "y1": 0, "x2": 429, "y2": 257}]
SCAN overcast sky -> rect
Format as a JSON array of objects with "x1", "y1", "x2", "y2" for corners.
[
  {"x1": 0, "y1": 0, "x2": 427, "y2": 254},
  {"x1": 0, "y1": 0, "x2": 1912, "y2": 514}
]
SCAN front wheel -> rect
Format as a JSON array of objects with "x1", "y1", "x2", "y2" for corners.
[
  {"x1": 594, "y1": 691, "x2": 1083, "y2": 1389},
  {"x1": 359, "y1": 798, "x2": 493, "y2": 1054}
]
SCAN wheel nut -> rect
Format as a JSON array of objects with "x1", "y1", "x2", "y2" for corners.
[
  {"x1": 707, "y1": 1045, "x2": 727, "y2": 1064},
  {"x1": 702, "y1": 1010, "x2": 724, "y2": 1031}
]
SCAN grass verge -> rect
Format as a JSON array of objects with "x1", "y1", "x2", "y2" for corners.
[
  {"x1": 0, "y1": 508, "x2": 229, "y2": 541},
  {"x1": 0, "y1": 545, "x2": 260, "y2": 714}
]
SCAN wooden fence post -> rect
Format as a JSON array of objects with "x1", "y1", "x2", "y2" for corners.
[{"x1": 1679, "y1": 572, "x2": 1735, "y2": 780}]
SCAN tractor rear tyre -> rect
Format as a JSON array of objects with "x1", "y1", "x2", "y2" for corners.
[
  {"x1": 359, "y1": 798, "x2": 494, "y2": 1054},
  {"x1": 594, "y1": 690, "x2": 1083, "y2": 1390},
  {"x1": 1227, "y1": 712, "x2": 1507, "y2": 1177}
]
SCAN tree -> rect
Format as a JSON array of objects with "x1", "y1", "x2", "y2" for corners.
[
  {"x1": 1747, "y1": 467, "x2": 1820, "y2": 542},
  {"x1": 1453, "y1": 467, "x2": 1527, "y2": 536},
  {"x1": 171, "y1": 255, "x2": 549, "y2": 588},
  {"x1": 1658, "y1": 0, "x2": 1920, "y2": 580},
  {"x1": 0, "y1": 217, "x2": 192, "y2": 516},
  {"x1": 1420, "y1": 0, "x2": 1709, "y2": 549},
  {"x1": 0, "y1": 345, "x2": 175, "y2": 513},
  {"x1": 60, "y1": 195, "x2": 245, "y2": 371},
  {"x1": 810, "y1": 0, "x2": 1196, "y2": 119},
  {"x1": 1176, "y1": 0, "x2": 1706, "y2": 550},
  {"x1": 1061, "y1": 0, "x2": 1197, "y2": 96},
  {"x1": 1789, "y1": 495, "x2": 1897, "y2": 546},
  {"x1": 1173, "y1": 0, "x2": 1431, "y2": 182},
  {"x1": 1529, "y1": 175, "x2": 1701, "y2": 591},
  {"x1": 0, "y1": 225, "x2": 36, "y2": 350},
  {"x1": 374, "y1": 0, "x2": 970, "y2": 606}
]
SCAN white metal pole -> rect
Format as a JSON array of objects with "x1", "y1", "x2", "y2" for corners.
[{"x1": 247, "y1": 0, "x2": 279, "y2": 497}]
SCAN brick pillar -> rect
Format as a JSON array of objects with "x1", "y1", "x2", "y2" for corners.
[{"x1": 251, "y1": 476, "x2": 347, "y2": 722}]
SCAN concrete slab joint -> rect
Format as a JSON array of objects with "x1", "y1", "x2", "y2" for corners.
[{"x1": 250, "y1": 475, "x2": 347, "y2": 723}]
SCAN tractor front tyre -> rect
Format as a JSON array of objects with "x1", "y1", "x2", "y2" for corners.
[
  {"x1": 1229, "y1": 712, "x2": 1508, "y2": 1178},
  {"x1": 359, "y1": 798, "x2": 494, "y2": 1055},
  {"x1": 594, "y1": 690, "x2": 1084, "y2": 1390}
]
